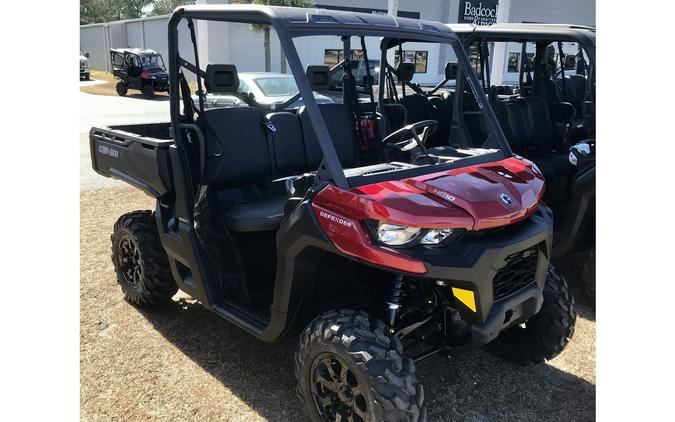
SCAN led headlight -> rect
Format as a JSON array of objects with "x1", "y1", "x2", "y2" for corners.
[
  {"x1": 420, "y1": 228, "x2": 454, "y2": 245},
  {"x1": 377, "y1": 223, "x2": 421, "y2": 246}
]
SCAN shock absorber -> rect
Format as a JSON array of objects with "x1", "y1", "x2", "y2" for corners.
[{"x1": 385, "y1": 275, "x2": 410, "y2": 329}]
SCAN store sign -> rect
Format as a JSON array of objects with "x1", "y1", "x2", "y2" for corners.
[{"x1": 458, "y1": 1, "x2": 499, "y2": 26}]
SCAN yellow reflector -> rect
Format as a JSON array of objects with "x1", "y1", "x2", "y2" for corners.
[{"x1": 452, "y1": 287, "x2": 477, "y2": 312}]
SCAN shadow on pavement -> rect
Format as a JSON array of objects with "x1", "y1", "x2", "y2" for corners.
[{"x1": 137, "y1": 298, "x2": 594, "y2": 422}]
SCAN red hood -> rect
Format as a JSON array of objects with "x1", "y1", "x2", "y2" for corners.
[{"x1": 314, "y1": 156, "x2": 545, "y2": 231}]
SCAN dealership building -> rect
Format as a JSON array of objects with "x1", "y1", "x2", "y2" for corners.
[{"x1": 80, "y1": 0, "x2": 595, "y2": 86}]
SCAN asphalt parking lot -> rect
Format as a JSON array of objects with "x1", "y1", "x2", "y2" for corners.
[{"x1": 80, "y1": 90, "x2": 596, "y2": 421}]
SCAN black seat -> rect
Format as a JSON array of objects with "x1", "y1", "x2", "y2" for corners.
[
  {"x1": 198, "y1": 64, "x2": 287, "y2": 232},
  {"x1": 266, "y1": 111, "x2": 307, "y2": 177},
  {"x1": 298, "y1": 103, "x2": 358, "y2": 168},
  {"x1": 225, "y1": 196, "x2": 287, "y2": 232}
]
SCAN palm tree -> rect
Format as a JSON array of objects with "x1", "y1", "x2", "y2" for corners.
[{"x1": 234, "y1": 0, "x2": 313, "y2": 73}]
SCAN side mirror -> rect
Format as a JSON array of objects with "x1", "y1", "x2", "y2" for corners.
[
  {"x1": 444, "y1": 62, "x2": 458, "y2": 80},
  {"x1": 85, "y1": 52, "x2": 90, "y2": 58}
]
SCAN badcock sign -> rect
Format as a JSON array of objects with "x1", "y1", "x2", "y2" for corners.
[{"x1": 458, "y1": 1, "x2": 499, "y2": 26}]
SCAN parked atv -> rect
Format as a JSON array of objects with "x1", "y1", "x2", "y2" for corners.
[
  {"x1": 449, "y1": 24, "x2": 596, "y2": 300},
  {"x1": 90, "y1": 6, "x2": 576, "y2": 421},
  {"x1": 110, "y1": 48, "x2": 169, "y2": 99},
  {"x1": 377, "y1": 23, "x2": 596, "y2": 299}
]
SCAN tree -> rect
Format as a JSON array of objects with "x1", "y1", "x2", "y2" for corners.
[
  {"x1": 120, "y1": 0, "x2": 155, "y2": 19},
  {"x1": 150, "y1": 0, "x2": 195, "y2": 16},
  {"x1": 80, "y1": 0, "x2": 124, "y2": 24},
  {"x1": 80, "y1": 0, "x2": 156, "y2": 24},
  {"x1": 234, "y1": 0, "x2": 313, "y2": 73}
]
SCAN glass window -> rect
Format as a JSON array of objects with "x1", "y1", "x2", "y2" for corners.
[
  {"x1": 324, "y1": 49, "x2": 341, "y2": 67},
  {"x1": 393, "y1": 50, "x2": 429, "y2": 74},
  {"x1": 414, "y1": 51, "x2": 428, "y2": 73},
  {"x1": 253, "y1": 77, "x2": 299, "y2": 97},
  {"x1": 507, "y1": 52, "x2": 520, "y2": 73},
  {"x1": 238, "y1": 80, "x2": 250, "y2": 94}
]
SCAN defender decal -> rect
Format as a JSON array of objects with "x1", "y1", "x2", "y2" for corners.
[{"x1": 319, "y1": 210, "x2": 353, "y2": 228}]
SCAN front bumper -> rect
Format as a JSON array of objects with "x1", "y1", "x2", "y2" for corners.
[
  {"x1": 469, "y1": 283, "x2": 543, "y2": 346},
  {"x1": 407, "y1": 205, "x2": 553, "y2": 334}
]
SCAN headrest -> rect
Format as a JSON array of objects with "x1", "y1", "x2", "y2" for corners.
[
  {"x1": 396, "y1": 62, "x2": 415, "y2": 83},
  {"x1": 306, "y1": 65, "x2": 331, "y2": 91},
  {"x1": 444, "y1": 62, "x2": 458, "y2": 80},
  {"x1": 205, "y1": 64, "x2": 239, "y2": 93}
]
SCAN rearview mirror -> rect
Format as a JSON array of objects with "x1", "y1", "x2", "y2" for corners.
[{"x1": 85, "y1": 52, "x2": 90, "y2": 58}]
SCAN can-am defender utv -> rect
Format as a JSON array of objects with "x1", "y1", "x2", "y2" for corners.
[
  {"x1": 89, "y1": 6, "x2": 575, "y2": 421},
  {"x1": 448, "y1": 24, "x2": 596, "y2": 298},
  {"x1": 376, "y1": 24, "x2": 596, "y2": 299},
  {"x1": 110, "y1": 48, "x2": 169, "y2": 99}
]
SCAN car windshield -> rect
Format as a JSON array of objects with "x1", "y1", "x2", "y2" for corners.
[
  {"x1": 253, "y1": 77, "x2": 299, "y2": 97},
  {"x1": 141, "y1": 54, "x2": 165, "y2": 70}
]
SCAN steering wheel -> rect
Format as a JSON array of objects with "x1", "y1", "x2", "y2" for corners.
[{"x1": 381, "y1": 120, "x2": 439, "y2": 148}]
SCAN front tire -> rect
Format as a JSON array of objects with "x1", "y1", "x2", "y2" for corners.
[
  {"x1": 142, "y1": 84, "x2": 155, "y2": 99},
  {"x1": 111, "y1": 211, "x2": 177, "y2": 306},
  {"x1": 115, "y1": 82, "x2": 128, "y2": 96},
  {"x1": 295, "y1": 309, "x2": 426, "y2": 422},
  {"x1": 487, "y1": 266, "x2": 576, "y2": 364}
]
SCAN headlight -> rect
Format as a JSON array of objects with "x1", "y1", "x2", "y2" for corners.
[
  {"x1": 368, "y1": 221, "x2": 464, "y2": 247},
  {"x1": 420, "y1": 228, "x2": 454, "y2": 245},
  {"x1": 377, "y1": 223, "x2": 420, "y2": 246}
]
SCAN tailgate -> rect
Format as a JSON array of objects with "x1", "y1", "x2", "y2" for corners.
[{"x1": 89, "y1": 125, "x2": 174, "y2": 197}]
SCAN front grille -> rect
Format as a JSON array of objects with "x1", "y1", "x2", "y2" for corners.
[{"x1": 492, "y1": 246, "x2": 539, "y2": 301}]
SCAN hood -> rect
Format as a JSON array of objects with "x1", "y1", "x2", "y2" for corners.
[{"x1": 313, "y1": 156, "x2": 545, "y2": 231}]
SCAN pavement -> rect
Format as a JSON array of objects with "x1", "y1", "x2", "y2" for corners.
[{"x1": 80, "y1": 88, "x2": 170, "y2": 191}]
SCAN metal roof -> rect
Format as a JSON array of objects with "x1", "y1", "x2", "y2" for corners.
[
  {"x1": 172, "y1": 4, "x2": 457, "y2": 42},
  {"x1": 446, "y1": 23, "x2": 595, "y2": 47},
  {"x1": 110, "y1": 48, "x2": 162, "y2": 56}
]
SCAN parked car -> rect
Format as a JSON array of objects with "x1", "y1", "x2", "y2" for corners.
[
  {"x1": 110, "y1": 48, "x2": 169, "y2": 99},
  {"x1": 193, "y1": 72, "x2": 334, "y2": 109},
  {"x1": 80, "y1": 51, "x2": 90, "y2": 80}
]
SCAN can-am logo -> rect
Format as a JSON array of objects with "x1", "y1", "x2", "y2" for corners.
[
  {"x1": 459, "y1": 1, "x2": 499, "y2": 26},
  {"x1": 319, "y1": 211, "x2": 353, "y2": 228}
]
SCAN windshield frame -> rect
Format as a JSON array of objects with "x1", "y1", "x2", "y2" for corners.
[
  {"x1": 140, "y1": 54, "x2": 166, "y2": 71},
  {"x1": 168, "y1": 5, "x2": 514, "y2": 191}
]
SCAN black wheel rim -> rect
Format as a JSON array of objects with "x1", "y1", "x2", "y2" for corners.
[
  {"x1": 118, "y1": 235, "x2": 141, "y2": 289},
  {"x1": 310, "y1": 352, "x2": 369, "y2": 422}
]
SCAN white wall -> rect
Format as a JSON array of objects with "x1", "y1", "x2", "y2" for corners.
[
  {"x1": 509, "y1": 0, "x2": 595, "y2": 25},
  {"x1": 80, "y1": 0, "x2": 595, "y2": 85}
]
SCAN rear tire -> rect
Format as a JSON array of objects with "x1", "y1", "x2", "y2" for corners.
[
  {"x1": 115, "y1": 82, "x2": 128, "y2": 96},
  {"x1": 142, "y1": 84, "x2": 155, "y2": 99},
  {"x1": 487, "y1": 266, "x2": 576, "y2": 364},
  {"x1": 295, "y1": 309, "x2": 426, "y2": 422},
  {"x1": 111, "y1": 211, "x2": 177, "y2": 306}
]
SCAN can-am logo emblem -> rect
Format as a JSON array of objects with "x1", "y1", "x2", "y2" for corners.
[{"x1": 499, "y1": 193, "x2": 513, "y2": 205}]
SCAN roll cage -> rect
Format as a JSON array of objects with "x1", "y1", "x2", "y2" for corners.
[
  {"x1": 447, "y1": 23, "x2": 596, "y2": 100},
  {"x1": 167, "y1": 5, "x2": 513, "y2": 216}
]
